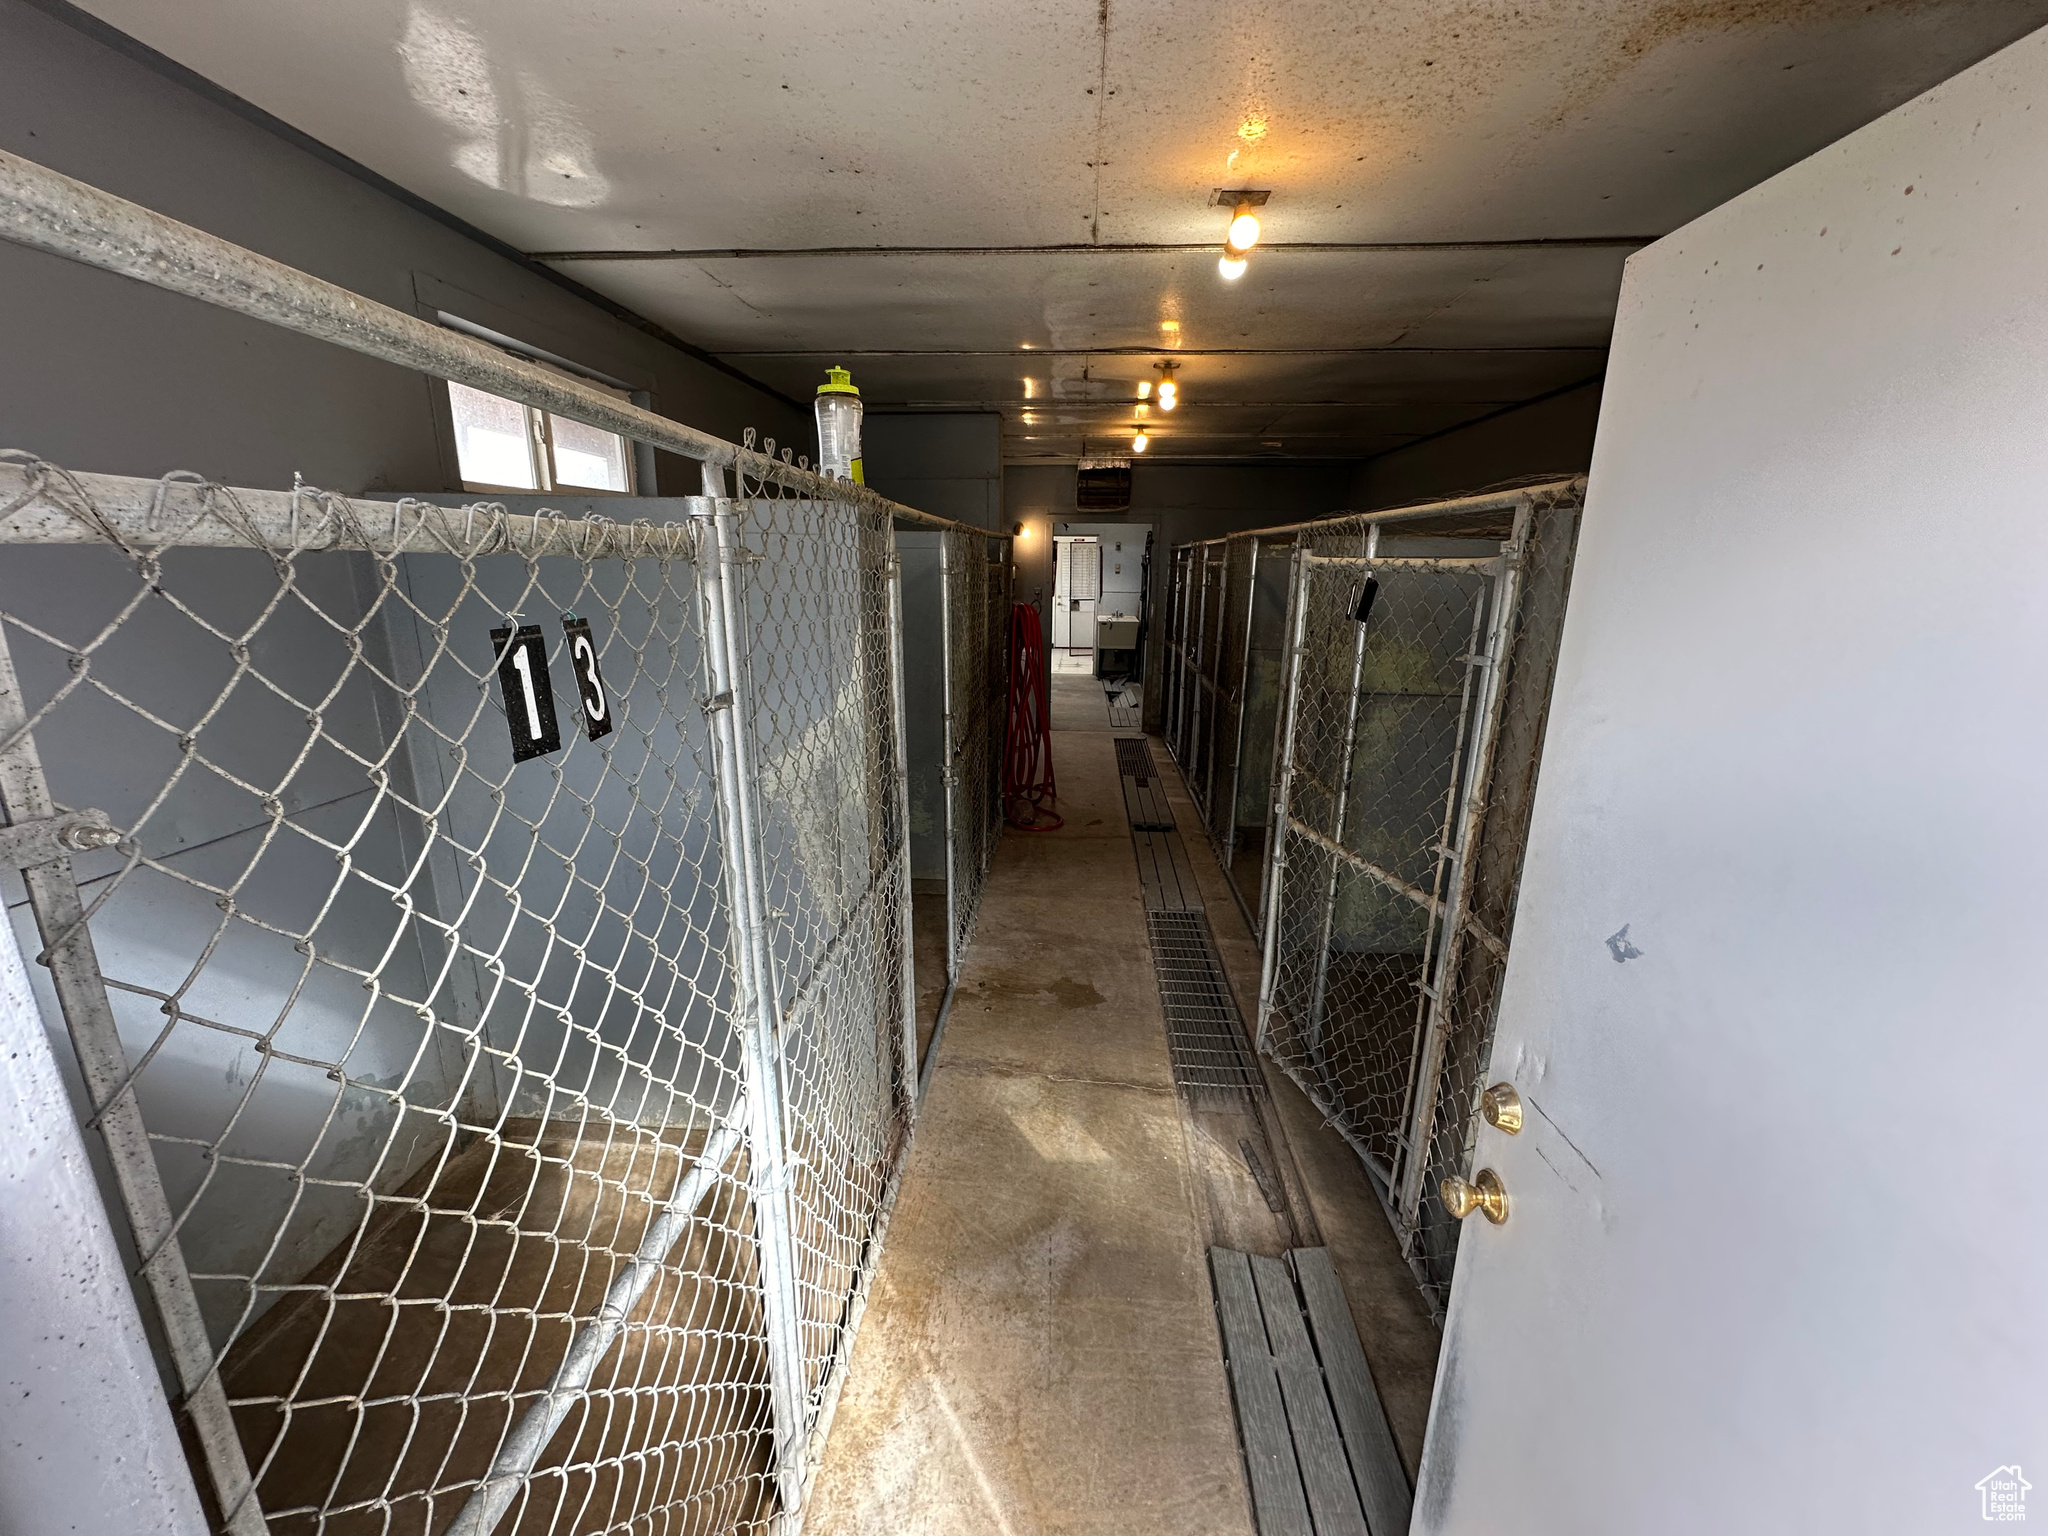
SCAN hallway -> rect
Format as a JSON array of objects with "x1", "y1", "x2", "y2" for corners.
[{"x1": 805, "y1": 678, "x2": 1437, "y2": 1534}]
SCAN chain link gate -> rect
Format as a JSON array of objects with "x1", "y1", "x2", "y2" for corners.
[
  {"x1": 1161, "y1": 483, "x2": 1584, "y2": 1317},
  {"x1": 0, "y1": 453, "x2": 993, "y2": 1534}
]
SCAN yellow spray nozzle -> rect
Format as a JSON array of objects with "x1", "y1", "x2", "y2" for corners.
[{"x1": 818, "y1": 365, "x2": 860, "y2": 397}]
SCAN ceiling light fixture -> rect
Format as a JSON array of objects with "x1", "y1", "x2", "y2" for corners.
[
  {"x1": 1213, "y1": 188, "x2": 1270, "y2": 281},
  {"x1": 1137, "y1": 380, "x2": 1152, "y2": 399},
  {"x1": 1154, "y1": 360, "x2": 1180, "y2": 411},
  {"x1": 1132, "y1": 429, "x2": 1150, "y2": 453}
]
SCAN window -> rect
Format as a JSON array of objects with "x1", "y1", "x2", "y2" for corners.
[{"x1": 449, "y1": 373, "x2": 635, "y2": 495}]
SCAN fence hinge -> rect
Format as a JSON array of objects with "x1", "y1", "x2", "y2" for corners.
[{"x1": 0, "y1": 809, "x2": 121, "y2": 870}]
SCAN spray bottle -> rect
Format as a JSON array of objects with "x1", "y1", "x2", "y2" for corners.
[{"x1": 814, "y1": 365, "x2": 864, "y2": 484}]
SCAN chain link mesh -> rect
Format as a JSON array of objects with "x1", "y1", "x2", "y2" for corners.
[
  {"x1": 723, "y1": 492, "x2": 908, "y2": 1423},
  {"x1": 1187, "y1": 545, "x2": 1228, "y2": 819},
  {"x1": 939, "y1": 531, "x2": 1009, "y2": 972},
  {"x1": 0, "y1": 452, "x2": 960, "y2": 1532},
  {"x1": 1405, "y1": 488, "x2": 1585, "y2": 1306},
  {"x1": 1205, "y1": 537, "x2": 1257, "y2": 860},
  {"x1": 1163, "y1": 482, "x2": 1585, "y2": 1316},
  {"x1": 1163, "y1": 547, "x2": 1193, "y2": 766}
]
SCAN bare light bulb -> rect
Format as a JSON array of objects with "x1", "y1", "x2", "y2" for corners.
[
  {"x1": 1218, "y1": 254, "x2": 1247, "y2": 280},
  {"x1": 1158, "y1": 382, "x2": 1178, "y2": 410},
  {"x1": 1132, "y1": 430, "x2": 1150, "y2": 453},
  {"x1": 1227, "y1": 208, "x2": 1261, "y2": 251},
  {"x1": 1137, "y1": 380, "x2": 1152, "y2": 399}
]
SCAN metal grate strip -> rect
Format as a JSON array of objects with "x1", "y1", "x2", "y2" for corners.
[
  {"x1": 1149, "y1": 909, "x2": 1264, "y2": 1106},
  {"x1": 1115, "y1": 736, "x2": 1175, "y2": 831}
]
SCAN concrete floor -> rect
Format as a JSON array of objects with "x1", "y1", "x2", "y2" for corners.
[{"x1": 804, "y1": 680, "x2": 1439, "y2": 1534}]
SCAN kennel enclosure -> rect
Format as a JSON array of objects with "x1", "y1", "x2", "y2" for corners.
[{"x1": 1164, "y1": 482, "x2": 1585, "y2": 1312}]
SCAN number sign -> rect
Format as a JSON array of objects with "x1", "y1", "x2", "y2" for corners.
[
  {"x1": 562, "y1": 615, "x2": 614, "y2": 742},
  {"x1": 1352, "y1": 575, "x2": 1381, "y2": 627},
  {"x1": 491, "y1": 624, "x2": 561, "y2": 762}
]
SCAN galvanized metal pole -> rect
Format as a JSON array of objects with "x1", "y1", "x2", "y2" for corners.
[
  {"x1": 0, "y1": 624, "x2": 267, "y2": 1536},
  {"x1": 1396, "y1": 508, "x2": 1532, "y2": 1225},
  {"x1": 1255, "y1": 545, "x2": 1315, "y2": 1054},
  {"x1": 693, "y1": 500, "x2": 811, "y2": 1519},
  {"x1": 883, "y1": 537, "x2": 920, "y2": 1114}
]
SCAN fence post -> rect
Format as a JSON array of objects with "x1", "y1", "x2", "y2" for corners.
[
  {"x1": 0, "y1": 623, "x2": 267, "y2": 1535},
  {"x1": 1255, "y1": 544, "x2": 1314, "y2": 1053},
  {"x1": 883, "y1": 538, "x2": 919, "y2": 1115},
  {"x1": 692, "y1": 499, "x2": 811, "y2": 1520},
  {"x1": 1395, "y1": 506, "x2": 1532, "y2": 1226}
]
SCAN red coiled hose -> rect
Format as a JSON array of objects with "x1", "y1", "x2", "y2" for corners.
[{"x1": 1003, "y1": 602, "x2": 1062, "y2": 830}]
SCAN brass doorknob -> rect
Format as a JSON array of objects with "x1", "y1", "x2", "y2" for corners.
[
  {"x1": 1480, "y1": 1083, "x2": 1523, "y2": 1134},
  {"x1": 1441, "y1": 1168, "x2": 1509, "y2": 1224}
]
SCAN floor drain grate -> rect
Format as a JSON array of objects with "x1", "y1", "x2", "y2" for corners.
[
  {"x1": 1148, "y1": 909, "x2": 1264, "y2": 1106},
  {"x1": 1115, "y1": 736, "x2": 1175, "y2": 832}
]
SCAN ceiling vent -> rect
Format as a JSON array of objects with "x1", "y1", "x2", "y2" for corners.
[{"x1": 1076, "y1": 458, "x2": 1132, "y2": 512}]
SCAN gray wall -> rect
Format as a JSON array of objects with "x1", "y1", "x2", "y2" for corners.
[
  {"x1": 863, "y1": 413, "x2": 1003, "y2": 530},
  {"x1": 1345, "y1": 380, "x2": 1604, "y2": 512},
  {"x1": 1004, "y1": 462, "x2": 1354, "y2": 731},
  {"x1": 0, "y1": 0, "x2": 807, "y2": 494}
]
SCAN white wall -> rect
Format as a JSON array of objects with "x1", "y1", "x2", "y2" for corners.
[{"x1": 1421, "y1": 22, "x2": 2048, "y2": 1531}]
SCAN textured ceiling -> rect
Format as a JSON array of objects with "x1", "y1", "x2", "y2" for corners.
[{"x1": 74, "y1": 0, "x2": 2048, "y2": 461}]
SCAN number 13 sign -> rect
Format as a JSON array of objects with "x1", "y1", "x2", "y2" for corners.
[{"x1": 492, "y1": 616, "x2": 613, "y2": 763}]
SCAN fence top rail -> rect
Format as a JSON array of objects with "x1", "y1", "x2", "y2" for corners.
[
  {"x1": 0, "y1": 458, "x2": 720, "y2": 559},
  {"x1": 1302, "y1": 554, "x2": 1503, "y2": 572},
  {"x1": 0, "y1": 147, "x2": 988, "y2": 539},
  {"x1": 1169, "y1": 476, "x2": 1586, "y2": 552}
]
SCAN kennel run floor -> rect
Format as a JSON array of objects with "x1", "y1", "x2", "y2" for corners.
[{"x1": 804, "y1": 676, "x2": 1440, "y2": 1534}]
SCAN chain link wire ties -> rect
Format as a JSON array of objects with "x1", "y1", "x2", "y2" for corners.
[{"x1": 0, "y1": 458, "x2": 970, "y2": 1533}]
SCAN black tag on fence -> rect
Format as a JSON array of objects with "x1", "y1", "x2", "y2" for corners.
[
  {"x1": 562, "y1": 615, "x2": 614, "y2": 742},
  {"x1": 491, "y1": 624, "x2": 561, "y2": 762},
  {"x1": 1352, "y1": 576, "x2": 1380, "y2": 627}
]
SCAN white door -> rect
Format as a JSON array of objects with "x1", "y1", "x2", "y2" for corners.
[
  {"x1": 1069, "y1": 596, "x2": 1096, "y2": 651},
  {"x1": 1419, "y1": 33, "x2": 2048, "y2": 1535}
]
